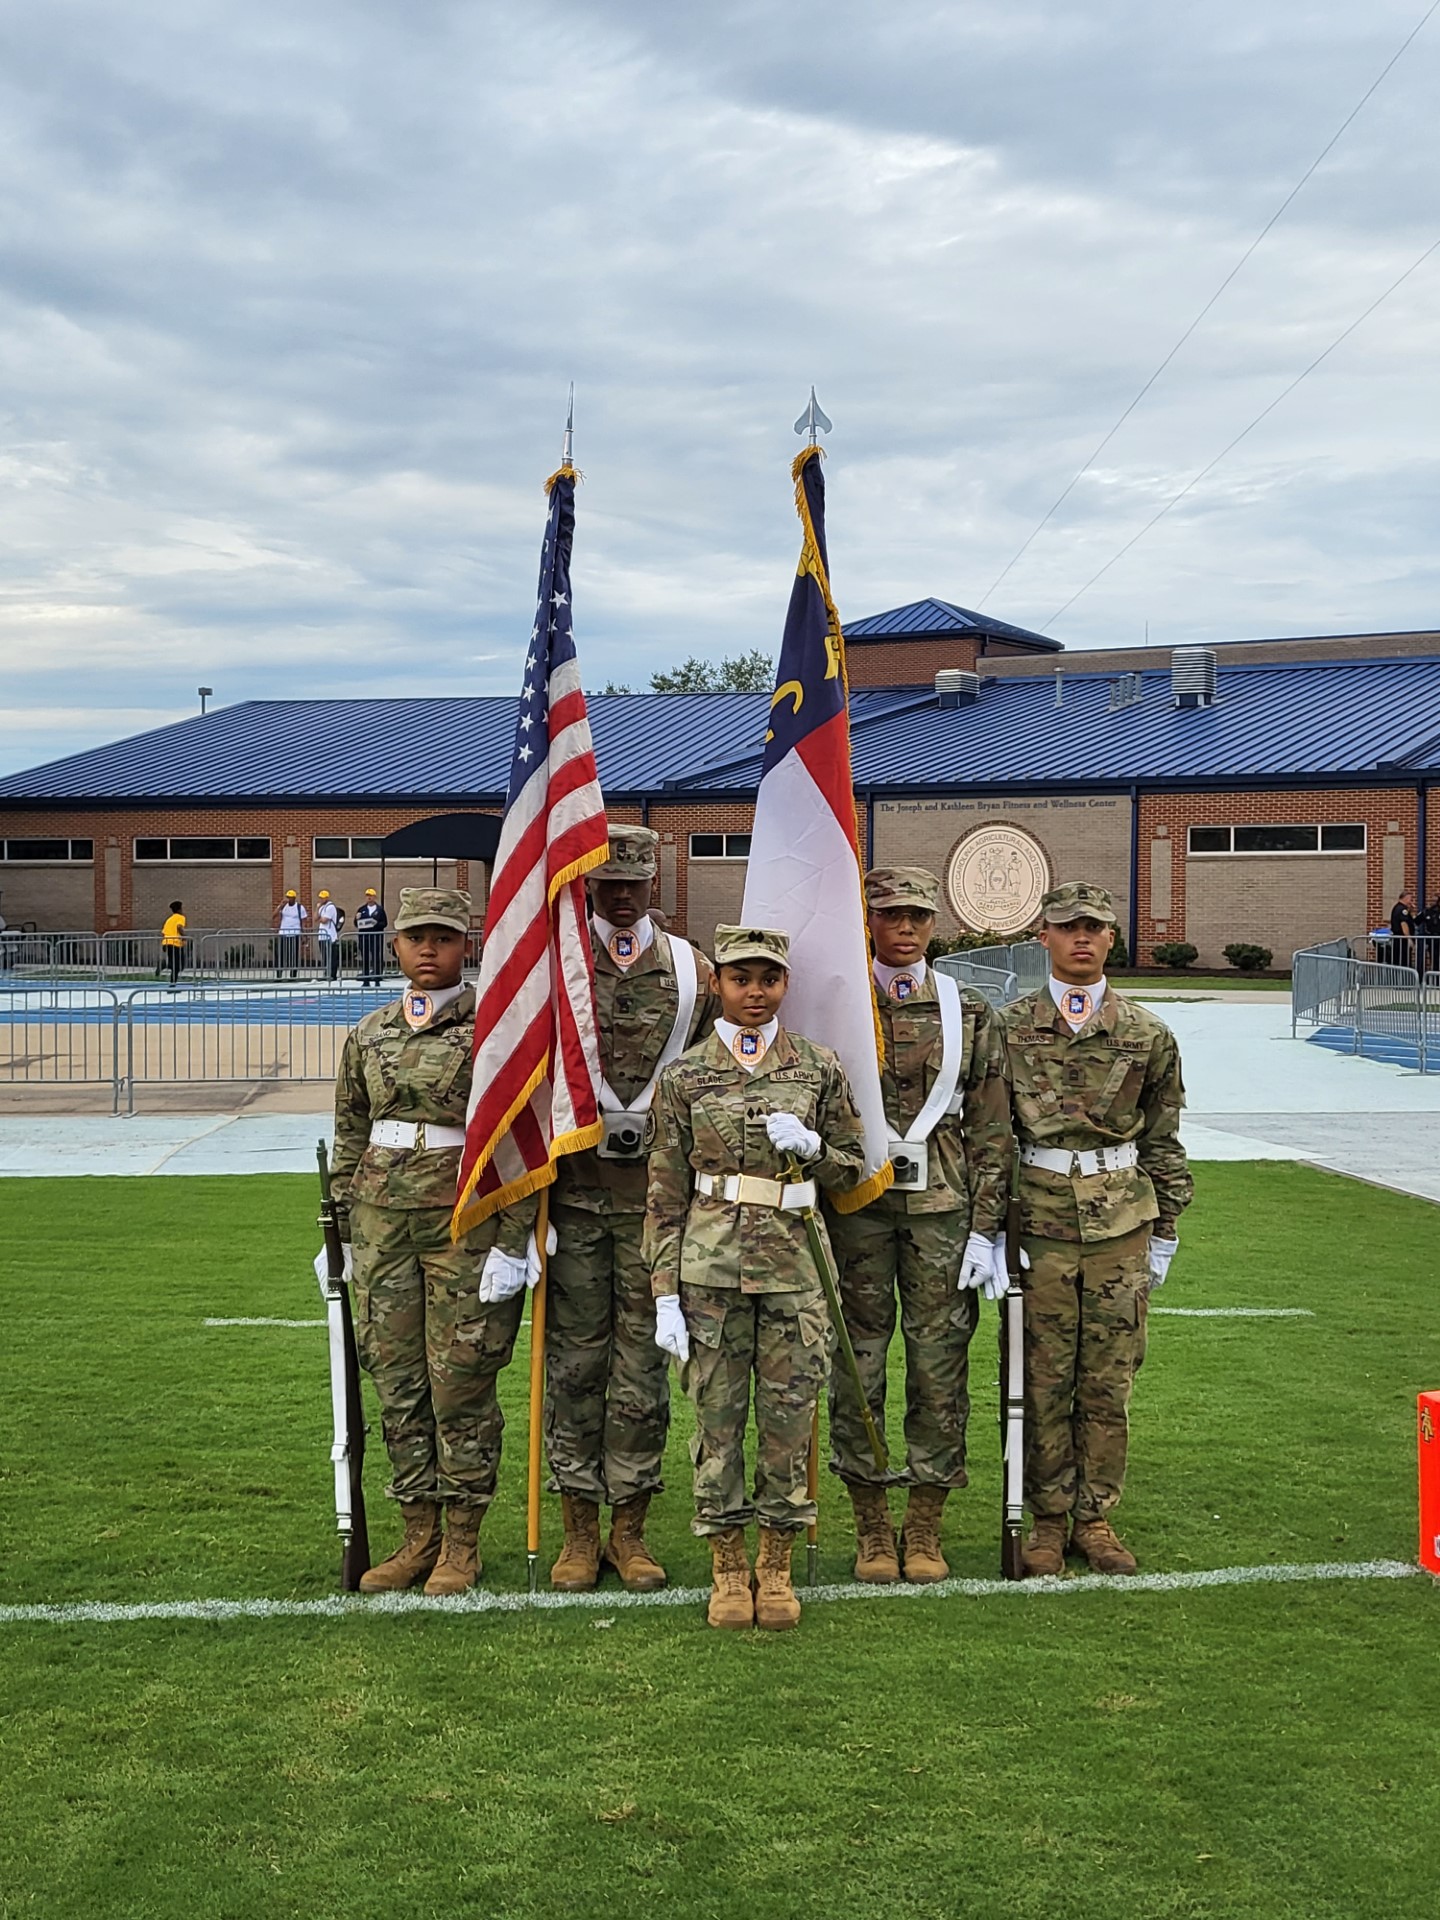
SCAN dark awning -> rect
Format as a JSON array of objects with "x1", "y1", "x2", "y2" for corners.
[{"x1": 380, "y1": 812, "x2": 501, "y2": 861}]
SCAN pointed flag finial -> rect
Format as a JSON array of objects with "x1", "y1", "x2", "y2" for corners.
[
  {"x1": 562, "y1": 382, "x2": 575, "y2": 468},
  {"x1": 793, "y1": 386, "x2": 833, "y2": 447}
]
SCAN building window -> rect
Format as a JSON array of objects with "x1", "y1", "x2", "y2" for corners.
[
  {"x1": 689, "y1": 833, "x2": 752, "y2": 859},
  {"x1": 133, "y1": 837, "x2": 272, "y2": 862},
  {"x1": 1187, "y1": 824, "x2": 1366, "y2": 856},
  {"x1": 313, "y1": 836, "x2": 386, "y2": 860},
  {"x1": 1, "y1": 838, "x2": 93, "y2": 861}
]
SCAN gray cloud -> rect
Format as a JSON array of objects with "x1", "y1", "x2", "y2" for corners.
[{"x1": 2, "y1": 0, "x2": 1438, "y2": 771}]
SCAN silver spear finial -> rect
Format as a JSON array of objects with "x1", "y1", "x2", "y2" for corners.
[
  {"x1": 793, "y1": 386, "x2": 832, "y2": 447},
  {"x1": 562, "y1": 382, "x2": 574, "y2": 467}
]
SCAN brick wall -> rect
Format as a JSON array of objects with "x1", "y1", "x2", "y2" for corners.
[
  {"x1": 845, "y1": 635, "x2": 981, "y2": 686},
  {"x1": 1137, "y1": 787, "x2": 1417, "y2": 964}
]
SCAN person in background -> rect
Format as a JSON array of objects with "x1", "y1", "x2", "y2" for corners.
[
  {"x1": 274, "y1": 889, "x2": 307, "y2": 977},
  {"x1": 161, "y1": 900, "x2": 186, "y2": 989},
  {"x1": 1390, "y1": 890, "x2": 1417, "y2": 971},
  {"x1": 356, "y1": 888, "x2": 387, "y2": 988},
  {"x1": 316, "y1": 889, "x2": 341, "y2": 982}
]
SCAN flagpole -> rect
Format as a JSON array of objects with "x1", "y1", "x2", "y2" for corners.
[
  {"x1": 527, "y1": 1186, "x2": 549, "y2": 1595},
  {"x1": 806, "y1": 1407, "x2": 820, "y2": 1588}
]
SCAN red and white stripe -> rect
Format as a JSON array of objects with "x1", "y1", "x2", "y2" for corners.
[{"x1": 453, "y1": 656, "x2": 608, "y2": 1232}]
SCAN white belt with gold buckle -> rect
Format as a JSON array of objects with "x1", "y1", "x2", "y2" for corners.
[
  {"x1": 1020, "y1": 1142, "x2": 1139, "y2": 1177},
  {"x1": 370, "y1": 1119, "x2": 467, "y2": 1151},
  {"x1": 695, "y1": 1171, "x2": 817, "y2": 1210}
]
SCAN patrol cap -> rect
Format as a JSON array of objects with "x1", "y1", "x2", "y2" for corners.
[
  {"x1": 713, "y1": 925, "x2": 790, "y2": 968},
  {"x1": 1040, "y1": 881, "x2": 1118, "y2": 926},
  {"x1": 394, "y1": 886, "x2": 472, "y2": 934},
  {"x1": 865, "y1": 866, "x2": 940, "y2": 913},
  {"x1": 593, "y1": 822, "x2": 658, "y2": 881}
]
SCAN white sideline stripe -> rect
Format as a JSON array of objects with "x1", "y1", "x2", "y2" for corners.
[
  {"x1": 204, "y1": 1317, "x2": 327, "y2": 1328},
  {"x1": 1151, "y1": 1307, "x2": 1316, "y2": 1318},
  {"x1": 0, "y1": 1560, "x2": 1423, "y2": 1627}
]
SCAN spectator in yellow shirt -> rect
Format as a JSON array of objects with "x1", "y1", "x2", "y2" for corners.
[{"x1": 161, "y1": 901, "x2": 186, "y2": 989}]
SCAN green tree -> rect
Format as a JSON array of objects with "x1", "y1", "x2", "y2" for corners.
[{"x1": 649, "y1": 649, "x2": 773, "y2": 694}]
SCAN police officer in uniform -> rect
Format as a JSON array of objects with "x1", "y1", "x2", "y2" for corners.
[
  {"x1": 646, "y1": 926, "x2": 867, "y2": 1630},
  {"x1": 544, "y1": 823, "x2": 720, "y2": 1592},
  {"x1": 827, "y1": 868, "x2": 1014, "y2": 1583},
  {"x1": 326, "y1": 887, "x2": 538, "y2": 1594},
  {"x1": 1001, "y1": 882, "x2": 1192, "y2": 1577},
  {"x1": 355, "y1": 888, "x2": 387, "y2": 987}
]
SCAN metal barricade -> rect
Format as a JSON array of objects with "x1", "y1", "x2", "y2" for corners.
[
  {"x1": 0, "y1": 930, "x2": 104, "y2": 978},
  {"x1": 0, "y1": 986, "x2": 123, "y2": 1109},
  {"x1": 1291, "y1": 938, "x2": 1358, "y2": 1033},
  {"x1": 932, "y1": 953, "x2": 1021, "y2": 1008},
  {"x1": 1353, "y1": 958, "x2": 1425, "y2": 1070},
  {"x1": 120, "y1": 984, "x2": 371, "y2": 1113},
  {"x1": 1291, "y1": 941, "x2": 1429, "y2": 1070}
]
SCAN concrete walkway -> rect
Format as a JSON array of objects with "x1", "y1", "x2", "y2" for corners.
[{"x1": 1, "y1": 1000, "x2": 1436, "y2": 1203}]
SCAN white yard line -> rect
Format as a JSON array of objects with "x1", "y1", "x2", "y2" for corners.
[
  {"x1": 1151, "y1": 1307, "x2": 1315, "y2": 1318},
  {"x1": 203, "y1": 1317, "x2": 327, "y2": 1328},
  {"x1": 0, "y1": 1559, "x2": 1423, "y2": 1627}
]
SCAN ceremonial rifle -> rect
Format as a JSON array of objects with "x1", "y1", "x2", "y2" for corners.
[
  {"x1": 317, "y1": 1140, "x2": 370, "y2": 1590},
  {"x1": 999, "y1": 1196, "x2": 1026, "y2": 1580},
  {"x1": 786, "y1": 1160, "x2": 888, "y2": 1477}
]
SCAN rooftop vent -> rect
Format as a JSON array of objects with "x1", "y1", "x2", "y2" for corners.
[
  {"x1": 1171, "y1": 646, "x2": 1217, "y2": 709},
  {"x1": 935, "y1": 668, "x2": 980, "y2": 709},
  {"x1": 1108, "y1": 672, "x2": 1144, "y2": 712}
]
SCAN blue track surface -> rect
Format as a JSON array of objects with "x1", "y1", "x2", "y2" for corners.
[
  {"x1": 1307, "y1": 1024, "x2": 1437, "y2": 1072},
  {"x1": 0, "y1": 986, "x2": 396, "y2": 1026}
]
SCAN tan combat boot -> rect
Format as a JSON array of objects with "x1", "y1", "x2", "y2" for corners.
[
  {"x1": 899, "y1": 1486, "x2": 950, "y2": 1584},
  {"x1": 753, "y1": 1526, "x2": 802, "y2": 1631},
  {"x1": 1070, "y1": 1517, "x2": 1138, "y2": 1575},
  {"x1": 423, "y1": 1505, "x2": 484, "y2": 1595},
  {"x1": 358, "y1": 1500, "x2": 443, "y2": 1593},
  {"x1": 550, "y1": 1494, "x2": 602, "y2": 1590},
  {"x1": 849, "y1": 1484, "x2": 900, "y2": 1584},
  {"x1": 707, "y1": 1528, "x2": 754, "y2": 1629},
  {"x1": 602, "y1": 1494, "x2": 667, "y2": 1592},
  {"x1": 1021, "y1": 1513, "x2": 1068, "y2": 1578}
]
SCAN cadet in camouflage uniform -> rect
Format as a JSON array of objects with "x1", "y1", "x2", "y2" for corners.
[
  {"x1": 827, "y1": 867, "x2": 1014, "y2": 1584},
  {"x1": 327, "y1": 887, "x2": 537, "y2": 1595},
  {"x1": 1002, "y1": 881, "x2": 1192, "y2": 1577},
  {"x1": 646, "y1": 926, "x2": 867, "y2": 1631},
  {"x1": 545, "y1": 823, "x2": 720, "y2": 1592}
]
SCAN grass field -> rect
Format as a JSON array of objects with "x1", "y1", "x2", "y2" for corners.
[{"x1": 2, "y1": 1164, "x2": 1436, "y2": 1917}]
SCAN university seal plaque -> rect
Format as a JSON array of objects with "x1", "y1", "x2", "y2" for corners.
[{"x1": 946, "y1": 822, "x2": 1051, "y2": 937}]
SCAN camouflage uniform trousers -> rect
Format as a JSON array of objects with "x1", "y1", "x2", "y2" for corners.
[
  {"x1": 1021, "y1": 1226, "x2": 1151, "y2": 1522},
  {"x1": 828, "y1": 1203, "x2": 979, "y2": 1489},
  {"x1": 543, "y1": 1200, "x2": 671, "y2": 1506},
  {"x1": 680, "y1": 1284, "x2": 832, "y2": 1536},
  {"x1": 350, "y1": 1200, "x2": 523, "y2": 1508}
]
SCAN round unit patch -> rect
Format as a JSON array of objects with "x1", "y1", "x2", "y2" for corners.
[{"x1": 945, "y1": 823, "x2": 1052, "y2": 937}]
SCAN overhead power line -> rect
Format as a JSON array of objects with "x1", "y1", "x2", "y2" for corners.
[
  {"x1": 1042, "y1": 233, "x2": 1440, "y2": 626},
  {"x1": 977, "y1": 0, "x2": 1440, "y2": 610}
]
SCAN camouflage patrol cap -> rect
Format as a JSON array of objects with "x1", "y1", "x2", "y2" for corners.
[
  {"x1": 593, "y1": 822, "x2": 658, "y2": 881},
  {"x1": 394, "y1": 886, "x2": 472, "y2": 934},
  {"x1": 1040, "y1": 880, "x2": 1118, "y2": 926},
  {"x1": 713, "y1": 925, "x2": 790, "y2": 968},
  {"x1": 865, "y1": 866, "x2": 940, "y2": 912}
]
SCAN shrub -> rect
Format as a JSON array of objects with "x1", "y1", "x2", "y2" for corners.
[
  {"x1": 1108, "y1": 927, "x2": 1130, "y2": 968},
  {"x1": 1152, "y1": 941, "x2": 1198, "y2": 969},
  {"x1": 1222, "y1": 942, "x2": 1273, "y2": 972}
]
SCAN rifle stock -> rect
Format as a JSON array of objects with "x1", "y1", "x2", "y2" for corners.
[
  {"x1": 999, "y1": 1195, "x2": 1026, "y2": 1580},
  {"x1": 317, "y1": 1141, "x2": 370, "y2": 1590}
]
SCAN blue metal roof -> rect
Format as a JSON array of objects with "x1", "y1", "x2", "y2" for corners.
[
  {"x1": 682, "y1": 657, "x2": 1440, "y2": 793},
  {"x1": 843, "y1": 597, "x2": 1060, "y2": 650},
  {"x1": 0, "y1": 688, "x2": 920, "y2": 805},
  {"x1": 5, "y1": 659, "x2": 1440, "y2": 806}
]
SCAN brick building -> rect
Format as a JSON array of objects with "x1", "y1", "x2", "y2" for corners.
[{"x1": 3, "y1": 598, "x2": 1438, "y2": 965}]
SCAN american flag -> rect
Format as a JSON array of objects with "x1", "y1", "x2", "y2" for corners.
[{"x1": 452, "y1": 466, "x2": 608, "y2": 1234}]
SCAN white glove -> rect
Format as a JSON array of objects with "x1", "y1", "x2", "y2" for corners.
[
  {"x1": 654, "y1": 1293, "x2": 690, "y2": 1363},
  {"x1": 524, "y1": 1223, "x2": 558, "y2": 1288},
  {"x1": 982, "y1": 1233, "x2": 1012, "y2": 1302},
  {"x1": 479, "y1": 1246, "x2": 530, "y2": 1305},
  {"x1": 957, "y1": 1231, "x2": 996, "y2": 1292},
  {"x1": 766, "y1": 1111, "x2": 822, "y2": 1160},
  {"x1": 313, "y1": 1244, "x2": 352, "y2": 1296},
  {"x1": 1147, "y1": 1235, "x2": 1179, "y2": 1289}
]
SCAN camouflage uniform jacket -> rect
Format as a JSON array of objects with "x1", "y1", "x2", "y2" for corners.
[
  {"x1": 1002, "y1": 986, "x2": 1192, "y2": 1245},
  {"x1": 876, "y1": 973, "x2": 1013, "y2": 1228},
  {"x1": 644, "y1": 1028, "x2": 866, "y2": 1296},
  {"x1": 331, "y1": 987, "x2": 531, "y2": 1254},
  {"x1": 554, "y1": 928, "x2": 720, "y2": 1216}
]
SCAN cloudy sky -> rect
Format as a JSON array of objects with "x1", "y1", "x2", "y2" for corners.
[{"x1": 3, "y1": 0, "x2": 1438, "y2": 772}]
